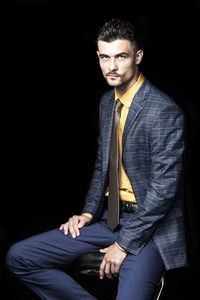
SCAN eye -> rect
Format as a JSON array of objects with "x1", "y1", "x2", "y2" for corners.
[
  {"x1": 100, "y1": 55, "x2": 109, "y2": 61},
  {"x1": 118, "y1": 55, "x2": 126, "y2": 60}
]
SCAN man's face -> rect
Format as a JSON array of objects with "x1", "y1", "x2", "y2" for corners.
[{"x1": 97, "y1": 39, "x2": 143, "y2": 92}]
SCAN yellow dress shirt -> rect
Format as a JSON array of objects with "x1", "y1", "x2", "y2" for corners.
[{"x1": 82, "y1": 73, "x2": 145, "y2": 220}]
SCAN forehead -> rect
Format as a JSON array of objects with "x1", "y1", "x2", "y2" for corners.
[{"x1": 97, "y1": 39, "x2": 133, "y2": 55}]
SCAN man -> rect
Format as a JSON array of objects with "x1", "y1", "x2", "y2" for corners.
[{"x1": 6, "y1": 19, "x2": 187, "y2": 300}]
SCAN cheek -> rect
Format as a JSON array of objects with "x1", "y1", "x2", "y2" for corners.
[
  {"x1": 120, "y1": 64, "x2": 134, "y2": 78},
  {"x1": 99, "y1": 62, "x2": 107, "y2": 73}
]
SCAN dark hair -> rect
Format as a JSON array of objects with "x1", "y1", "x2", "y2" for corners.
[{"x1": 97, "y1": 18, "x2": 142, "y2": 51}]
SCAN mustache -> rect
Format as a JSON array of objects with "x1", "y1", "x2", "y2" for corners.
[{"x1": 106, "y1": 72, "x2": 120, "y2": 76}]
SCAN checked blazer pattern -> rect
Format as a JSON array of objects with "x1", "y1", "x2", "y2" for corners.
[{"x1": 82, "y1": 79, "x2": 188, "y2": 270}]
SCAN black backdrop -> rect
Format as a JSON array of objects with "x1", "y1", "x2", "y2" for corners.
[{"x1": 1, "y1": 0, "x2": 200, "y2": 299}]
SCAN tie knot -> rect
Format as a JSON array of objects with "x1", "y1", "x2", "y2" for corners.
[{"x1": 115, "y1": 98, "x2": 123, "y2": 114}]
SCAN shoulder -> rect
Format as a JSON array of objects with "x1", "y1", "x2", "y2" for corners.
[
  {"x1": 144, "y1": 79, "x2": 184, "y2": 115},
  {"x1": 98, "y1": 89, "x2": 115, "y2": 115},
  {"x1": 100, "y1": 89, "x2": 115, "y2": 105}
]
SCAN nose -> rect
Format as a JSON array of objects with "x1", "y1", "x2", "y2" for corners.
[{"x1": 109, "y1": 58, "x2": 118, "y2": 72}]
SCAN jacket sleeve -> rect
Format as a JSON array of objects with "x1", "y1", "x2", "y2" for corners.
[{"x1": 116, "y1": 103, "x2": 185, "y2": 255}]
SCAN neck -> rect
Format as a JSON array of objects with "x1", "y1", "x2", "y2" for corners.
[{"x1": 116, "y1": 71, "x2": 140, "y2": 98}]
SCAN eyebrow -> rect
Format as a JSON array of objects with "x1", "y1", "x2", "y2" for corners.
[{"x1": 99, "y1": 52, "x2": 129, "y2": 58}]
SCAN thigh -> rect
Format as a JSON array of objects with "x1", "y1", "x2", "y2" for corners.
[
  {"x1": 117, "y1": 239, "x2": 165, "y2": 300},
  {"x1": 8, "y1": 220, "x2": 117, "y2": 269}
]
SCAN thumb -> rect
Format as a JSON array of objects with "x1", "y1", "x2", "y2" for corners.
[
  {"x1": 100, "y1": 247, "x2": 108, "y2": 253},
  {"x1": 78, "y1": 220, "x2": 85, "y2": 229}
]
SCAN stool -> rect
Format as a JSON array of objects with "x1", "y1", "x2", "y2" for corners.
[{"x1": 69, "y1": 252, "x2": 165, "y2": 300}]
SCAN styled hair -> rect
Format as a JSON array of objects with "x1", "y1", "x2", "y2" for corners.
[{"x1": 97, "y1": 18, "x2": 142, "y2": 51}]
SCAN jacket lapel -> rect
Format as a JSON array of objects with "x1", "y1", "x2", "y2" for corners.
[{"x1": 122, "y1": 79, "x2": 151, "y2": 151}]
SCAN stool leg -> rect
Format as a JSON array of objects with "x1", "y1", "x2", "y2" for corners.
[{"x1": 154, "y1": 277, "x2": 165, "y2": 300}]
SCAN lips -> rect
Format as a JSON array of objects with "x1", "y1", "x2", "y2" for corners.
[{"x1": 107, "y1": 73, "x2": 120, "y2": 77}]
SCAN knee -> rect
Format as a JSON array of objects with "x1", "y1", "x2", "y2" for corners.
[{"x1": 6, "y1": 241, "x2": 27, "y2": 274}]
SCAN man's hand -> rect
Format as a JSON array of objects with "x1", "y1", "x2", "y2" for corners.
[
  {"x1": 99, "y1": 243, "x2": 127, "y2": 279},
  {"x1": 59, "y1": 215, "x2": 91, "y2": 238}
]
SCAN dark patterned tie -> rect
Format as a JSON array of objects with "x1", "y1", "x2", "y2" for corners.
[{"x1": 107, "y1": 99, "x2": 123, "y2": 231}]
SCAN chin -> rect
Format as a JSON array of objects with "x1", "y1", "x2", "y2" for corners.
[{"x1": 107, "y1": 79, "x2": 122, "y2": 87}]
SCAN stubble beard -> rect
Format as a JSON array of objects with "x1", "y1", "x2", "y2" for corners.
[{"x1": 105, "y1": 75, "x2": 123, "y2": 88}]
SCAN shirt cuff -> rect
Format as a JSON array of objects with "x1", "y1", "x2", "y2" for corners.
[
  {"x1": 81, "y1": 213, "x2": 93, "y2": 219},
  {"x1": 115, "y1": 242, "x2": 127, "y2": 253}
]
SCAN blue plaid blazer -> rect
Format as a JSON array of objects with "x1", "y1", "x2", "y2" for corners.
[{"x1": 82, "y1": 79, "x2": 187, "y2": 270}]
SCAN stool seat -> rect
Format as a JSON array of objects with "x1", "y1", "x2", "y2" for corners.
[
  {"x1": 77, "y1": 252, "x2": 104, "y2": 276},
  {"x1": 68, "y1": 252, "x2": 165, "y2": 300}
]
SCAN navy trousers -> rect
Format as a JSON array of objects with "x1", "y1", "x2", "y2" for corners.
[{"x1": 6, "y1": 210, "x2": 165, "y2": 300}]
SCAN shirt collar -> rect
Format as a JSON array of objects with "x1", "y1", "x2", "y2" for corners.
[{"x1": 115, "y1": 73, "x2": 145, "y2": 108}]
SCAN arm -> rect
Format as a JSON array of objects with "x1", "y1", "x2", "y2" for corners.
[{"x1": 116, "y1": 104, "x2": 185, "y2": 254}]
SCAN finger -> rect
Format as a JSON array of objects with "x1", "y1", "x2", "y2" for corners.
[
  {"x1": 59, "y1": 224, "x2": 64, "y2": 230},
  {"x1": 59, "y1": 223, "x2": 68, "y2": 233},
  {"x1": 68, "y1": 224, "x2": 77, "y2": 238},
  {"x1": 104, "y1": 262, "x2": 112, "y2": 279},
  {"x1": 74, "y1": 224, "x2": 80, "y2": 237},
  {"x1": 68, "y1": 218, "x2": 80, "y2": 238},
  {"x1": 99, "y1": 259, "x2": 106, "y2": 279},
  {"x1": 63, "y1": 223, "x2": 69, "y2": 235},
  {"x1": 111, "y1": 262, "x2": 119, "y2": 277}
]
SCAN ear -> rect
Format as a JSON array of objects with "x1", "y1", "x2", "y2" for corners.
[{"x1": 135, "y1": 49, "x2": 144, "y2": 65}]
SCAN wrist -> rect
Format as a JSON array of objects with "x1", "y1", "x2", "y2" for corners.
[
  {"x1": 115, "y1": 242, "x2": 127, "y2": 253},
  {"x1": 81, "y1": 213, "x2": 93, "y2": 219}
]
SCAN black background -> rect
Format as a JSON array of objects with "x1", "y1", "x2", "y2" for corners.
[{"x1": 1, "y1": 0, "x2": 200, "y2": 299}]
